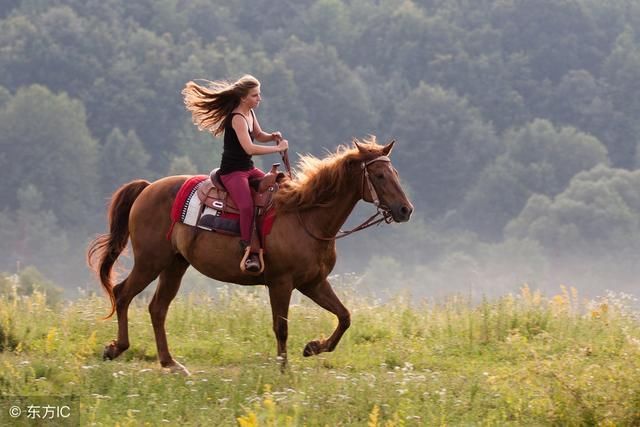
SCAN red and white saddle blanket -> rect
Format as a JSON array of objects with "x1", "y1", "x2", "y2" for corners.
[{"x1": 167, "y1": 175, "x2": 276, "y2": 242}]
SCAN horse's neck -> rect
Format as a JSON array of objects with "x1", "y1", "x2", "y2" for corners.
[{"x1": 304, "y1": 175, "x2": 361, "y2": 238}]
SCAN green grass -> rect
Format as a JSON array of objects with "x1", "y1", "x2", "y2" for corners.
[{"x1": 1, "y1": 284, "x2": 639, "y2": 426}]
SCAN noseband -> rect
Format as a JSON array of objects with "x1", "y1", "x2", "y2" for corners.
[{"x1": 298, "y1": 155, "x2": 395, "y2": 241}]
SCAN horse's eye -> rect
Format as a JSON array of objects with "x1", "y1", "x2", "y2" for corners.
[{"x1": 375, "y1": 174, "x2": 384, "y2": 180}]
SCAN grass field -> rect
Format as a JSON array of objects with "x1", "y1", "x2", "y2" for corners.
[{"x1": 1, "y1": 281, "x2": 639, "y2": 426}]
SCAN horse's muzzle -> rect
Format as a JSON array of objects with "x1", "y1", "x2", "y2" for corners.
[{"x1": 390, "y1": 202, "x2": 413, "y2": 223}]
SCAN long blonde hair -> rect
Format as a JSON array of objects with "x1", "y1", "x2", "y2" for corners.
[{"x1": 182, "y1": 74, "x2": 260, "y2": 136}]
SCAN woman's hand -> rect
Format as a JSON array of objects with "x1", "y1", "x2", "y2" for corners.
[
  {"x1": 271, "y1": 131, "x2": 283, "y2": 142},
  {"x1": 277, "y1": 139, "x2": 289, "y2": 152}
]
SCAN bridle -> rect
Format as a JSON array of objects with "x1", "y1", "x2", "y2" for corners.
[{"x1": 296, "y1": 155, "x2": 396, "y2": 241}]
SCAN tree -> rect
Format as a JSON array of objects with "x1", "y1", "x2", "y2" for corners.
[
  {"x1": 300, "y1": 0, "x2": 354, "y2": 50},
  {"x1": 248, "y1": 52, "x2": 313, "y2": 153},
  {"x1": 0, "y1": 85, "x2": 9, "y2": 108},
  {"x1": 277, "y1": 38, "x2": 378, "y2": 152},
  {"x1": 459, "y1": 119, "x2": 609, "y2": 238},
  {"x1": 0, "y1": 185, "x2": 70, "y2": 281},
  {"x1": 601, "y1": 27, "x2": 640, "y2": 167},
  {"x1": 491, "y1": 0, "x2": 605, "y2": 82},
  {"x1": 348, "y1": 0, "x2": 458, "y2": 85},
  {"x1": 391, "y1": 83, "x2": 502, "y2": 217},
  {"x1": 0, "y1": 85, "x2": 99, "y2": 225},
  {"x1": 0, "y1": 0, "x2": 19, "y2": 19},
  {"x1": 429, "y1": 50, "x2": 530, "y2": 132},
  {"x1": 100, "y1": 128, "x2": 152, "y2": 196},
  {"x1": 527, "y1": 69, "x2": 636, "y2": 169},
  {"x1": 167, "y1": 155, "x2": 198, "y2": 176},
  {"x1": 506, "y1": 165, "x2": 640, "y2": 259},
  {"x1": 0, "y1": 6, "x2": 103, "y2": 94}
]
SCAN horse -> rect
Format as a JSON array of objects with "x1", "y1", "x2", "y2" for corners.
[{"x1": 87, "y1": 137, "x2": 413, "y2": 375}]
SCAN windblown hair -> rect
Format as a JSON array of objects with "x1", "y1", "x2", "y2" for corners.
[
  {"x1": 274, "y1": 136, "x2": 385, "y2": 213},
  {"x1": 182, "y1": 74, "x2": 260, "y2": 136}
]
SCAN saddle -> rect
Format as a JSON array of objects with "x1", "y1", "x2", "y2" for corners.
[
  {"x1": 197, "y1": 163, "x2": 284, "y2": 214},
  {"x1": 195, "y1": 164, "x2": 285, "y2": 275}
]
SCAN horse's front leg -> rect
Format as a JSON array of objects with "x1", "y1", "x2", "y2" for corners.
[
  {"x1": 298, "y1": 279, "x2": 351, "y2": 357},
  {"x1": 267, "y1": 283, "x2": 293, "y2": 371}
]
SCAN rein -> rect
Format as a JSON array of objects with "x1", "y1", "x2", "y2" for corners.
[
  {"x1": 277, "y1": 139, "x2": 293, "y2": 179},
  {"x1": 297, "y1": 156, "x2": 395, "y2": 241}
]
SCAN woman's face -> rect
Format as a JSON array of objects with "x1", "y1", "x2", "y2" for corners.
[{"x1": 243, "y1": 86, "x2": 261, "y2": 109}]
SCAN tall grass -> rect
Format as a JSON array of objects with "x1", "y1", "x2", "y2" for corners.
[{"x1": 0, "y1": 284, "x2": 639, "y2": 425}]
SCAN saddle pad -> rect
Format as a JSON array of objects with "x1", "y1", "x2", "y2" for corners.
[
  {"x1": 167, "y1": 175, "x2": 277, "y2": 241},
  {"x1": 170, "y1": 175, "x2": 208, "y2": 224}
]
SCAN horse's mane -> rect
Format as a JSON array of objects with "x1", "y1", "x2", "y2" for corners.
[{"x1": 274, "y1": 136, "x2": 386, "y2": 213}]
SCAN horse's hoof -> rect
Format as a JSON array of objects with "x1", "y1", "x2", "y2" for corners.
[
  {"x1": 277, "y1": 355, "x2": 288, "y2": 372},
  {"x1": 103, "y1": 342, "x2": 118, "y2": 361},
  {"x1": 162, "y1": 361, "x2": 191, "y2": 376},
  {"x1": 303, "y1": 340, "x2": 322, "y2": 357}
]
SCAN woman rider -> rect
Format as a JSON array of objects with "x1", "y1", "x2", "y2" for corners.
[{"x1": 182, "y1": 75, "x2": 289, "y2": 272}]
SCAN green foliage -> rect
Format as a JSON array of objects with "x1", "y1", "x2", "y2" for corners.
[
  {"x1": 0, "y1": 185, "x2": 71, "y2": 279},
  {"x1": 459, "y1": 119, "x2": 609, "y2": 238},
  {"x1": 0, "y1": 266, "x2": 63, "y2": 305},
  {"x1": 277, "y1": 38, "x2": 378, "y2": 150},
  {"x1": 167, "y1": 155, "x2": 198, "y2": 176},
  {"x1": 15, "y1": 266, "x2": 63, "y2": 306},
  {"x1": 100, "y1": 128, "x2": 152, "y2": 195},
  {"x1": 491, "y1": 0, "x2": 604, "y2": 82},
  {"x1": 0, "y1": 84, "x2": 99, "y2": 225},
  {"x1": 0, "y1": 85, "x2": 9, "y2": 108},
  {"x1": 506, "y1": 165, "x2": 640, "y2": 258},
  {"x1": 2, "y1": 0, "x2": 640, "y2": 289},
  {"x1": 0, "y1": 287, "x2": 639, "y2": 424},
  {"x1": 392, "y1": 83, "x2": 502, "y2": 217}
]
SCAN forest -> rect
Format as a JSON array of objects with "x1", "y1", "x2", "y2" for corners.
[{"x1": 1, "y1": 0, "x2": 640, "y2": 297}]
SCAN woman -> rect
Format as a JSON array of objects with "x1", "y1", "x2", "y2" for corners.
[{"x1": 182, "y1": 75, "x2": 289, "y2": 272}]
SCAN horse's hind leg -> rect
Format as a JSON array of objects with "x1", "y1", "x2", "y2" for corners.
[
  {"x1": 298, "y1": 279, "x2": 351, "y2": 357},
  {"x1": 103, "y1": 262, "x2": 163, "y2": 361},
  {"x1": 148, "y1": 255, "x2": 190, "y2": 375}
]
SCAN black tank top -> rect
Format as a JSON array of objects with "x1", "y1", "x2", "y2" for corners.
[{"x1": 219, "y1": 111, "x2": 255, "y2": 175}]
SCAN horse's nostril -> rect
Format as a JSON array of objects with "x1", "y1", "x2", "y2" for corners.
[{"x1": 400, "y1": 206, "x2": 410, "y2": 216}]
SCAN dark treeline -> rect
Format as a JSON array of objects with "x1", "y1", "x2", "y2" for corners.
[{"x1": 1, "y1": 0, "x2": 640, "y2": 296}]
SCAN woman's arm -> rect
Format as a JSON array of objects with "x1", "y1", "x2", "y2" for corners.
[
  {"x1": 252, "y1": 113, "x2": 282, "y2": 143},
  {"x1": 233, "y1": 115, "x2": 287, "y2": 155}
]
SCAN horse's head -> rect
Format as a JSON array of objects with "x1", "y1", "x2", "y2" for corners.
[{"x1": 355, "y1": 140, "x2": 414, "y2": 223}]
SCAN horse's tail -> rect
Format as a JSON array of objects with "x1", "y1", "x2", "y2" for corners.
[{"x1": 87, "y1": 180, "x2": 150, "y2": 319}]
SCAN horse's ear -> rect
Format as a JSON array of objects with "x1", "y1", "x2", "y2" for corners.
[
  {"x1": 382, "y1": 139, "x2": 396, "y2": 156},
  {"x1": 354, "y1": 140, "x2": 367, "y2": 154}
]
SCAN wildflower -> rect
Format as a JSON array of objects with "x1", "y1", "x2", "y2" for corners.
[
  {"x1": 368, "y1": 404, "x2": 380, "y2": 427},
  {"x1": 45, "y1": 327, "x2": 57, "y2": 354}
]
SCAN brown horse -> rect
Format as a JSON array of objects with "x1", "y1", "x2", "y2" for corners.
[{"x1": 88, "y1": 138, "x2": 413, "y2": 374}]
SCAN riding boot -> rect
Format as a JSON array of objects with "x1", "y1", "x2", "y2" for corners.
[{"x1": 239, "y1": 240, "x2": 261, "y2": 273}]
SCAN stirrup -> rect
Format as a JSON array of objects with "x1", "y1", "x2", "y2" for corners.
[{"x1": 240, "y1": 247, "x2": 264, "y2": 275}]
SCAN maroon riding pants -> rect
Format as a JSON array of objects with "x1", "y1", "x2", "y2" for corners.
[{"x1": 220, "y1": 167, "x2": 266, "y2": 242}]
